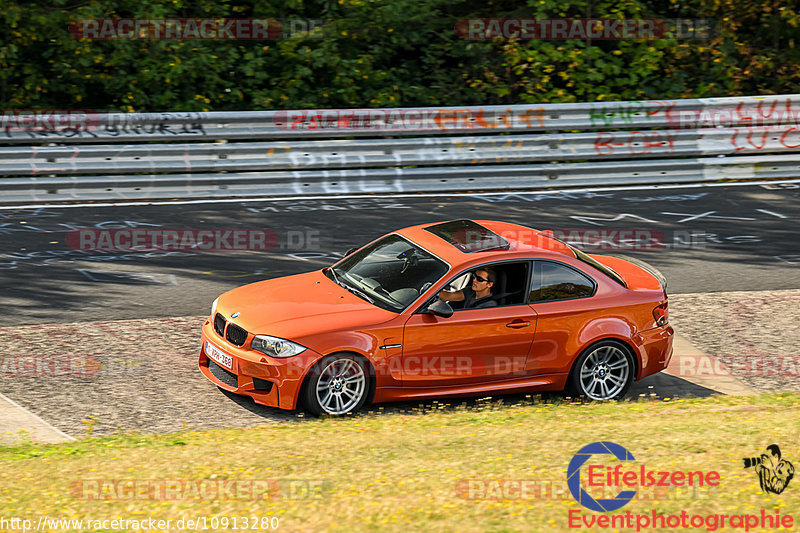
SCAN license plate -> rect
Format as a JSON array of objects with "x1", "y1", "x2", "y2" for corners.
[{"x1": 205, "y1": 340, "x2": 233, "y2": 370}]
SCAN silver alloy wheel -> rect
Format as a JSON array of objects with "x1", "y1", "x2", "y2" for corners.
[
  {"x1": 578, "y1": 345, "x2": 630, "y2": 400},
  {"x1": 315, "y1": 359, "x2": 366, "y2": 415}
]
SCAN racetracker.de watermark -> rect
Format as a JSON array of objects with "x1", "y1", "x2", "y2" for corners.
[
  {"x1": 1, "y1": 110, "x2": 99, "y2": 132},
  {"x1": 448, "y1": 227, "x2": 665, "y2": 251},
  {"x1": 456, "y1": 479, "x2": 714, "y2": 501},
  {"x1": 455, "y1": 18, "x2": 715, "y2": 40},
  {"x1": 69, "y1": 18, "x2": 326, "y2": 40},
  {"x1": 70, "y1": 479, "x2": 326, "y2": 500},
  {"x1": 66, "y1": 229, "x2": 322, "y2": 252},
  {"x1": 671, "y1": 354, "x2": 800, "y2": 378},
  {"x1": 550, "y1": 229, "x2": 664, "y2": 251},
  {"x1": 669, "y1": 108, "x2": 800, "y2": 130},
  {"x1": 273, "y1": 107, "x2": 547, "y2": 131},
  {"x1": 0, "y1": 355, "x2": 100, "y2": 378},
  {"x1": 205, "y1": 352, "x2": 531, "y2": 379}
]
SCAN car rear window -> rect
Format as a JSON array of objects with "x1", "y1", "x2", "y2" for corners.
[
  {"x1": 424, "y1": 220, "x2": 510, "y2": 253},
  {"x1": 531, "y1": 226, "x2": 627, "y2": 287},
  {"x1": 529, "y1": 261, "x2": 596, "y2": 302}
]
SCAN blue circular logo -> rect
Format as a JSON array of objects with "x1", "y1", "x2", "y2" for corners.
[{"x1": 567, "y1": 441, "x2": 637, "y2": 512}]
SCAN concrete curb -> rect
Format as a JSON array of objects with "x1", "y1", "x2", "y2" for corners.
[
  {"x1": 664, "y1": 334, "x2": 757, "y2": 396},
  {"x1": 0, "y1": 392, "x2": 75, "y2": 444}
]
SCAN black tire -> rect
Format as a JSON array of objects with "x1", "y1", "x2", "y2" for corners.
[
  {"x1": 302, "y1": 354, "x2": 370, "y2": 417},
  {"x1": 568, "y1": 340, "x2": 635, "y2": 401}
]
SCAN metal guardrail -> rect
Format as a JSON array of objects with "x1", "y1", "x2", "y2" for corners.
[{"x1": 1, "y1": 94, "x2": 799, "y2": 202}]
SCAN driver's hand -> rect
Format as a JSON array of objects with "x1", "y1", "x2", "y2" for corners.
[{"x1": 438, "y1": 289, "x2": 463, "y2": 302}]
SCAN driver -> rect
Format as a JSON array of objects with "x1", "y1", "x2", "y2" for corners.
[{"x1": 438, "y1": 267, "x2": 497, "y2": 308}]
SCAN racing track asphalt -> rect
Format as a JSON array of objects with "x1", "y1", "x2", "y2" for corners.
[{"x1": 0, "y1": 182, "x2": 797, "y2": 440}]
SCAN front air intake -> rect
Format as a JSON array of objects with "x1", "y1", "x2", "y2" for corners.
[{"x1": 207, "y1": 360, "x2": 239, "y2": 388}]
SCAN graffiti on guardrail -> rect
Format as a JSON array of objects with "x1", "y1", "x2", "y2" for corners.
[
  {"x1": 1, "y1": 111, "x2": 207, "y2": 140},
  {"x1": 589, "y1": 97, "x2": 800, "y2": 132},
  {"x1": 450, "y1": 138, "x2": 537, "y2": 164},
  {"x1": 594, "y1": 131, "x2": 677, "y2": 156},
  {"x1": 589, "y1": 100, "x2": 677, "y2": 127},
  {"x1": 282, "y1": 137, "x2": 554, "y2": 167},
  {"x1": 102, "y1": 112, "x2": 207, "y2": 137},
  {"x1": 2, "y1": 95, "x2": 800, "y2": 202},
  {"x1": 730, "y1": 125, "x2": 800, "y2": 151}
]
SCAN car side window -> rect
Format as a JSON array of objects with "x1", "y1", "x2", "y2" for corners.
[
  {"x1": 528, "y1": 261, "x2": 595, "y2": 303},
  {"x1": 445, "y1": 261, "x2": 531, "y2": 310}
]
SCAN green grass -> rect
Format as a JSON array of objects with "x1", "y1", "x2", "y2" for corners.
[{"x1": 1, "y1": 394, "x2": 798, "y2": 532}]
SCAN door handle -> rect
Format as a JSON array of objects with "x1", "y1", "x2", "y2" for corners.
[{"x1": 506, "y1": 320, "x2": 530, "y2": 329}]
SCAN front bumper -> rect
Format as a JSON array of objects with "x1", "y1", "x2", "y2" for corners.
[{"x1": 198, "y1": 318, "x2": 321, "y2": 410}]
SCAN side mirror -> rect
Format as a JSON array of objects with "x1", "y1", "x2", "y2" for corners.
[
  {"x1": 344, "y1": 247, "x2": 358, "y2": 257},
  {"x1": 425, "y1": 299, "x2": 453, "y2": 318}
]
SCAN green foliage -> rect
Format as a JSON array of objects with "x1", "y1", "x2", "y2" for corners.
[{"x1": 1, "y1": 0, "x2": 798, "y2": 111}]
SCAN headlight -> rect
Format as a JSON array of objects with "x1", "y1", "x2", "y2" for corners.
[
  {"x1": 211, "y1": 297, "x2": 219, "y2": 317},
  {"x1": 251, "y1": 335, "x2": 306, "y2": 358}
]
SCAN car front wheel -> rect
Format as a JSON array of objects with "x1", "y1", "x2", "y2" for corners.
[
  {"x1": 302, "y1": 355, "x2": 369, "y2": 416},
  {"x1": 570, "y1": 341, "x2": 635, "y2": 401}
]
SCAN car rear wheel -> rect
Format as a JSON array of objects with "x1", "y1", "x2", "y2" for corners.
[
  {"x1": 570, "y1": 341, "x2": 634, "y2": 401},
  {"x1": 303, "y1": 355, "x2": 369, "y2": 416}
]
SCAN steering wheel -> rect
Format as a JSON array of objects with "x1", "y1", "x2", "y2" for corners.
[{"x1": 397, "y1": 248, "x2": 419, "y2": 274}]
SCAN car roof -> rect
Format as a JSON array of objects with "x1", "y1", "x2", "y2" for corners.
[{"x1": 395, "y1": 219, "x2": 575, "y2": 267}]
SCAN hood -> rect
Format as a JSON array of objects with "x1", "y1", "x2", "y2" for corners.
[{"x1": 215, "y1": 270, "x2": 397, "y2": 341}]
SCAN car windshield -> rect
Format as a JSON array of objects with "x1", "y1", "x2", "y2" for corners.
[{"x1": 326, "y1": 234, "x2": 449, "y2": 312}]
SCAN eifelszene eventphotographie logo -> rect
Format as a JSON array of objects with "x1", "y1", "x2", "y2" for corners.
[
  {"x1": 565, "y1": 441, "x2": 794, "y2": 531},
  {"x1": 567, "y1": 441, "x2": 638, "y2": 512},
  {"x1": 743, "y1": 444, "x2": 794, "y2": 495}
]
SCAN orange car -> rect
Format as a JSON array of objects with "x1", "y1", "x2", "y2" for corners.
[{"x1": 199, "y1": 219, "x2": 673, "y2": 416}]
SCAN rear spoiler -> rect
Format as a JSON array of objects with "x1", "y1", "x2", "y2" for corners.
[{"x1": 605, "y1": 254, "x2": 668, "y2": 293}]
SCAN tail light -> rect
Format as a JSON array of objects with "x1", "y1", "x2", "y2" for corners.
[{"x1": 652, "y1": 302, "x2": 669, "y2": 327}]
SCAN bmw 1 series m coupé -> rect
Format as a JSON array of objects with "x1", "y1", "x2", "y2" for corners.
[{"x1": 199, "y1": 219, "x2": 673, "y2": 416}]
